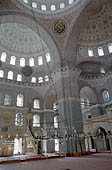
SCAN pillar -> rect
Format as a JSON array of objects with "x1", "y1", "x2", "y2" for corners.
[{"x1": 52, "y1": 67, "x2": 85, "y2": 156}]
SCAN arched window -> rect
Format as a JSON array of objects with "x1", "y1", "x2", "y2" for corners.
[
  {"x1": 41, "y1": 5, "x2": 46, "y2": 11},
  {"x1": 88, "y1": 48, "x2": 94, "y2": 57},
  {"x1": 17, "y1": 94, "x2": 24, "y2": 107},
  {"x1": 33, "y1": 99, "x2": 40, "y2": 109},
  {"x1": 108, "y1": 43, "x2": 112, "y2": 53},
  {"x1": 1, "y1": 52, "x2": 7, "y2": 62},
  {"x1": 20, "y1": 58, "x2": 25, "y2": 67},
  {"x1": 15, "y1": 113, "x2": 23, "y2": 126},
  {"x1": 86, "y1": 98, "x2": 90, "y2": 107},
  {"x1": 23, "y1": 0, "x2": 28, "y2": 3},
  {"x1": 31, "y1": 77, "x2": 36, "y2": 83},
  {"x1": 38, "y1": 77, "x2": 43, "y2": 83},
  {"x1": 29, "y1": 58, "x2": 34, "y2": 67},
  {"x1": 51, "y1": 5, "x2": 56, "y2": 11},
  {"x1": 54, "y1": 116, "x2": 58, "y2": 128},
  {"x1": 7, "y1": 71, "x2": 13, "y2": 80},
  {"x1": 33, "y1": 115, "x2": 40, "y2": 127},
  {"x1": 38, "y1": 56, "x2": 43, "y2": 65},
  {"x1": 60, "y1": 3, "x2": 65, "y2": 8},
  {"x1": 0, "y1": 70, "x2": 4, "y2": 78},
  {"x1": 32, "y1": 2, "x2": 37, "y2": 8},
  {"x1": 4, "y1": 94, "x2": 12, "y2": 105},
  {"x1": 98, "y1": 47, "x2": 104, "y2": 56},
  {"x1": 17, "y1": 74, "x2": 22, "y2": 81},
  {"x1": 100, "y1": 68, "x2": 105, "y2": 74},
  {"x1": 69, "y1": 0, "x2": 73, "y2": 5},
  {"x1": 53, "y1": 102, "x2": 58, "y2": 111},
  {"x1": 103, "y1": 90, "x2": 110, "y2": 102},
  {"x1": 80, "y1": 98, "x2": 85, "y2": 109},
  {"x1": 45, "y1": 75, "x2": 49, "y2": 82},
  {"x1": 10, "y1": 56, "x2": 16, "y2": 65},
  {"x1": 46, "y1": 53, "x2": 51, "y2": 62}
]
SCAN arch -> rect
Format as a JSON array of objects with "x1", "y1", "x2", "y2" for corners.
[
  {"x1": 79, "y1": 80, "x2": 98, "y2": 98},
  {"x1": 33, "y1": 115, "x2": 40, "y2": 127},
  {"x1": 33, "y1": 99, "x2": 40, "y2": 109},
  {"x1": 96, "y1": 127, "x2": 107, "y2": 137},
  {"x1": 95, "y1": 127, "x2": 110, "y2": 151},
  {"x1": 10, "y1": 56, "x2": 16, "y2": 65},
  {"x1": 99, "y1": 88, "x2": 111, "y2": 103},
  {"x1": 20, "y1": 58, "x2": 25, "y2": 67},
  {"x1": 16, "y1": 93, "x2": 24, "y2": 107},
  {"x1": 17, "y1": 74, "x2": 22, "y2": 81},
  {"x1": 108, "y1": 43, "x2": 112, "y2": 53},
  {"x1": 0, "y1": 11, "x2": 61, "y2": 69},
  {"x1": 31, "y1": 77, "x2": 36, "y2": 83},
  {"x1": 45, "y1": 52, "x2": 51, "y2": 62},
  {"x1": 44, "y1": 86, "x2": 57, "y2": 109},
  {"x1": 7, "y1": 71, "x2": 13, "y2": 80},
  {"x1": 80, "y1": 86, "x2": 97, "y2": 108},
  {"x1": 98, "y1": 47, "x2": 104, "y2": 56},
  {"x1": 38, "y1": 77, "x2": 43, "y2": 83},
  {"x1": 0, "y1": 52, "x2": 7, "y2": 62},
  {"x1": 38, "y1": 56, "x2": 43, "y2": 65},
  {"x1": 88, "y1": 48, "x2": 94, "y2": 57},
  {"x1": 103, "y1": 90, "x2": 110, "y2": 102},
  {"x1": 29, "y1": 58, "x2": 34, "y2": 67}
]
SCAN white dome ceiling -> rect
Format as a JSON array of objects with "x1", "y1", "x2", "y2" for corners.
[{"x1": 0, "y1": 23, "x2": 48, "y2": 55}]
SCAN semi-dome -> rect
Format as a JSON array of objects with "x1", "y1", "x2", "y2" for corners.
[
  {"x1": 0, "y1": 23, "x2": 49, "y2": 55},
  {"x1": 0, "y1": 23, "x2": 54, "y2": 85},
  {"x1": 79, "y1": 61, "x2": 106, "y2": 76}
]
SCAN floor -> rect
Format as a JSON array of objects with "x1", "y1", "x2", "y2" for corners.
[
  {"x1": 0, "y1": 153, "x2": 112, "y2": 170},
  {"x1": 0, "y1": 153, "x2": 65, "y2": 163}
]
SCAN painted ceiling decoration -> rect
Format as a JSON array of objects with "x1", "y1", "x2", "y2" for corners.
[
  {"x1": 79, "y1": 3, "x2": 112, "y2": 43},
  {"x1": 0, "y1": 23, "x2": 49, "y2": 55},
  {"x1": 53, "y1": 20, "x2": 67, "y2": 34}
]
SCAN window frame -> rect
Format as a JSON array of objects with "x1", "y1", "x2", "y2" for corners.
[
  {"x1": 7, "y1": 71, "x2": 13, "y2": 80},
  {"x1": 4, "y1": 93, "x2": 12, "y2": 105},
  {"x1": 88, "y1": 48, "x2": 94, "y2": 57},
  {"x1": 0, "y1": 70, "x2": 4, "y2": 78},
  {"x1": 31, "y1": 77, "x2": 36, "y2": 83},
  {"x1": 98, "y1": 47, "x2": 104, "y2": 56},
  {"x1": 33, "y1": 115, "x2": 40, "y2": 127},
  {"x1": 33, "y1": 99, "x2": 40, "y2": 109},
  {"x1": 20, "y1": 58, "x2": 25, "y2": 67},
  {"x1": 1, "y1": 52, "x2": 7, "y2": 62},
  {"x1": 29, "y1": 58, "x2": 34, "y2": 67},
  {"x1": 108, "y1": 43, "x2": 112, "y2": 54},
  {"x1": 103, "y1": 90, "x2": 110, "y2": 102},
  {"x1": 15, "y1": 113, "x2": 24, "y2": 126},
  {"x1": 16, "y1": 93, "x2": 24, "y2": 107},
  {"x1": 10, "y1": 56, "x2": 16, "y2": 65},
  {"x1": 17, "y1": 74, "x2": 22, "y2": 82}
]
